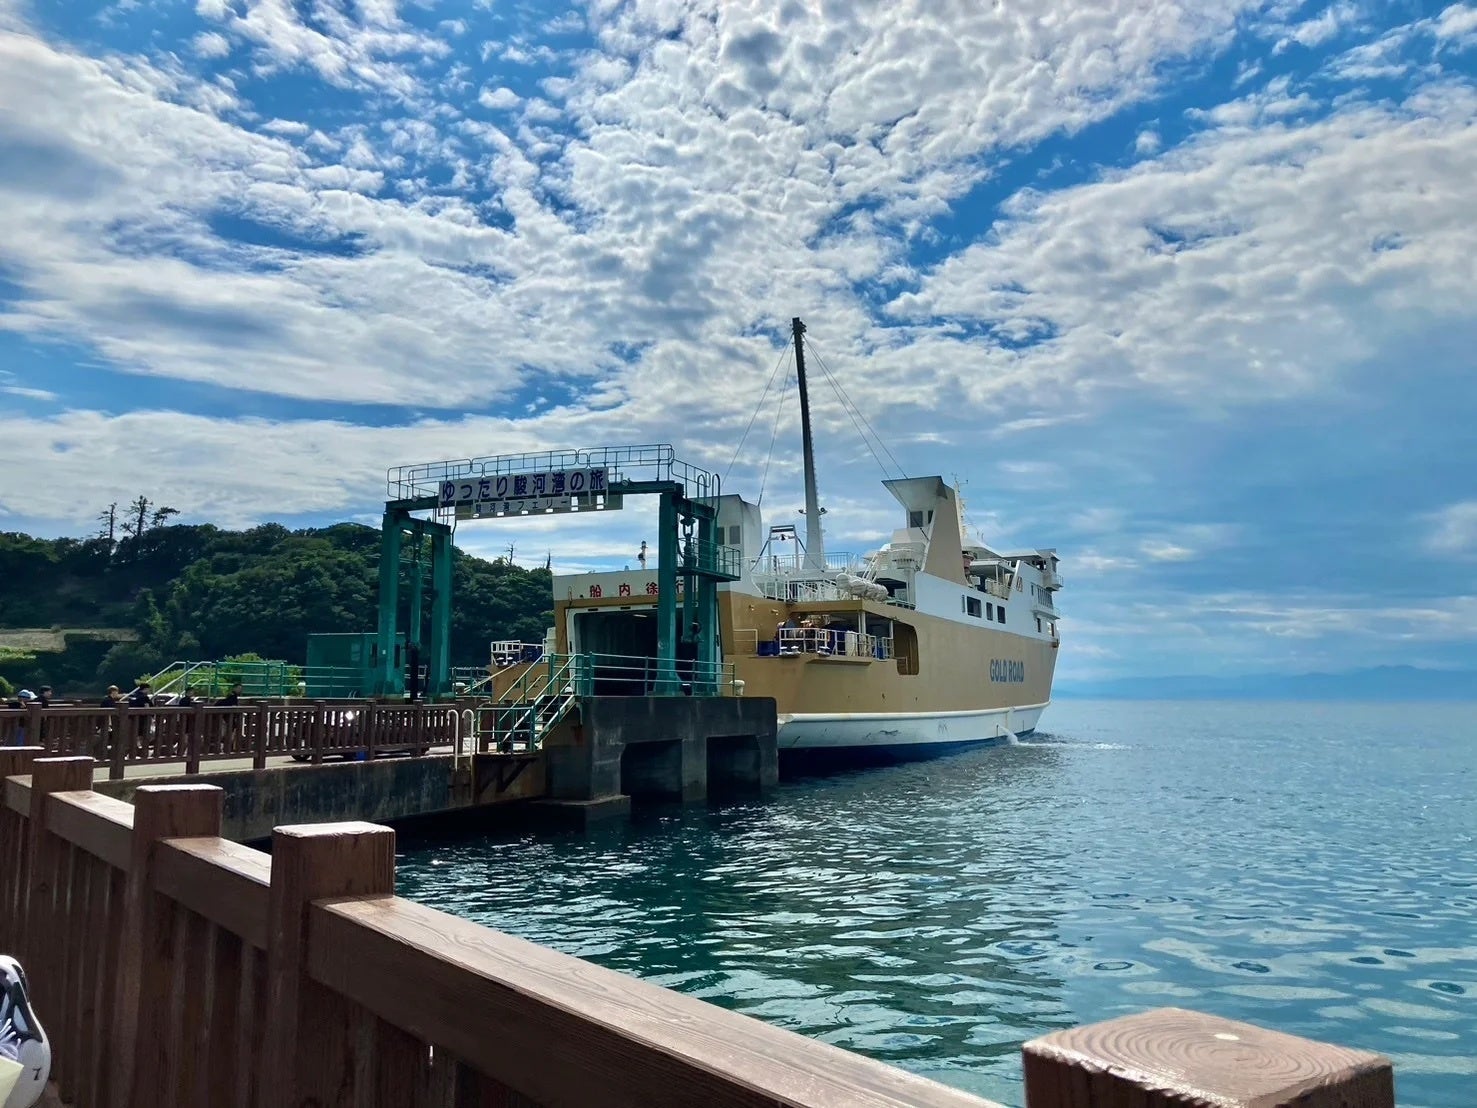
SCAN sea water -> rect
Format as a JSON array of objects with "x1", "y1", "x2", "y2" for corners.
[{"x1": 396, "y1": 700, "x2": 1477, "y2": 1106}]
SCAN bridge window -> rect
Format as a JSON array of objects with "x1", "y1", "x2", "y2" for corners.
[
  {"x1": 996, "y1": 606, "x2": 1006, "y2": 624},
  {"x1": 987, "y1": 602, "x2": 994, "y2": 620},
  {"x1": 909, "y1": 510, "x2": 923, "y2": 528},
  {"x1": 963, "y1": 596, "x2": 982, "y2": 618},
  {"x1": 727, "y1": 525, "x2": 741, "y2": 545},
  {"x1": 1036, "y1": 617, "x2": 1042, "y2": 632}
]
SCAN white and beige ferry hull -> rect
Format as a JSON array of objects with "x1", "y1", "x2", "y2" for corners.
[
  {"x1": 723, "y1": 592, "x2": 1057, "y2": 760},
  {"x1": 778, "y1": 703, "x2": 1046, "y2": 752}
]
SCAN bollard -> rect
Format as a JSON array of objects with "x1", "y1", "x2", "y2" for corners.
[{"x1": 1022, "y1": 1007, "x2": 1394, "y2": 1107}]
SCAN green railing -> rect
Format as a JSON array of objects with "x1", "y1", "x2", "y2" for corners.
[
  {"x1": 476, "y1": 654, "x2": 581, "y2": 752},
  {"x1": 141, "y1": 660, "x2": 365, "y2": 700},
  {"x1": 471, "y1": 652, "x2": 737, "y2": 752},
  {"x1": 560, "y1": 652, "x2": 736, "y2": 698},
  {"x1": 682, "y1": 539, "x2": 742, "y2": 580}
]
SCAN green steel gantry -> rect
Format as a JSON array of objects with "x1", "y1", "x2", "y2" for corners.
[{"x1": 374, "y1": 447, "x2": 736, "y2": 700}]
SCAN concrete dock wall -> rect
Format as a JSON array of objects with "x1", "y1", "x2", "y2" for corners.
[
  {"x1": 95, "y1": 753, "x2": 545, "y2": 841},
  {"x1": 543, "y1": 697, "x2": 778, "y2": 820}
]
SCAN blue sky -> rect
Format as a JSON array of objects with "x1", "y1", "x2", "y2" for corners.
[{"x1": 1, "y1": 0, "x2": 1475, "y2": 681}]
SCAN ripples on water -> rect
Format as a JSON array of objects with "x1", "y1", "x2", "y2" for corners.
[{"x1": 397, "y1": 701, "x2": 1477, "y2": 1107}]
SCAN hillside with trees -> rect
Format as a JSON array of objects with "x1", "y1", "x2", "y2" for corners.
[{"x1": 0, "y1": 504, "x2": 553, "y2": 695}]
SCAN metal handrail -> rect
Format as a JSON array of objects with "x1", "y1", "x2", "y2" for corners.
[{"x1": 776, "y1": 628, "x2": 887, "y2": 659}]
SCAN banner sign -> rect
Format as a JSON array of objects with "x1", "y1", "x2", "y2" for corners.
[{"x1": 439, "y1": 467, "x2": 615, "y2": 518}]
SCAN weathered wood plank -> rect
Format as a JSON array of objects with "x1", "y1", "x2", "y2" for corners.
[
  {"x1": 0, "y1": 749, "x2": 42, "y2": 955},
  {"x1": 233, "y1": 944, "x2": 265, "y2": 1108},
  {"x1": 77, "y1": 853, "x2": 113, "y2": 1108},
  {"x1": 203, "y1": 923, "x2": 243, "y2": 1107},
  {"x1": 153, "y1": 837, "x2": 272, "y2": 949},
  {"x1": 1020, "y1": 1007, "x2": 1395, "y2": 1108},
  {"x1": 45, "y1": 790, "x2": 135, "y2": 871},
  {"x1": 25, "y1": 759, "x2": 95, "y2": 999},
  {"x1": 309, "y1": 896, "x2": 998, "y2": 1108},
  {"x1": 111, "y1": 784, "x2": 225, "y2": 1108},
  {"x1": 58, "y1": 846, "x2": 92, "y2": 1105},
  {"x1": 259, "y1": 822, "x2": 397, "y2": 1108},
  {"x1": 372, "y1": 1018, "x2": 439, "y2": 1108}
]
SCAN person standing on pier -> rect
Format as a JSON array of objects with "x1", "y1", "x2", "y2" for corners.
[{"x1": 215, "y1": 682, "x2": 243, "y2": 706}]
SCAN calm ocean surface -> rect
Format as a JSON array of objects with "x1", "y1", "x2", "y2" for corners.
[{"x1": 396, "y1": 700, "x2": 1477, "y2": 1106}]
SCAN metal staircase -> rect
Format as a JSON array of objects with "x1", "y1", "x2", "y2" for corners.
[{"x1": 473, "y1": 654, "x2": 582, "y2": 753}]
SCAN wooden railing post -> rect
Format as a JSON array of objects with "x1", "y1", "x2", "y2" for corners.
[
  {"x1": 364, "y1": 701, "x2": 378, "y2": 760},
  {"x1": 111, "y1": 702, "x2": 130, "y2": 780},
  {"x1": 1022, "y1": 1007, "x2": 1394, "y2": 1107},
  {"x1": 24, "y1": 756, "x2": 95, "y2": 995},
  {"x1": 253, "y1": 703, "x2": 270, "y2": 768},
  {"x1": 310, "y1": 701, "x2": 326, "y2": 764},
  {"x1": 0, "y1": 746, "x2": 44, "y2": 952},
  {"x1": 259, "y1": 822, "x2": 396, "y2": 1107},
  {"x1": 186, "y1": 700, "x2": 206, "y2": 774},
  {"x1": 25, "y1": 702, "x2": 43, "y2": 751},
  {"x1": 112, "y1": 783, "x2": 225, "y2": 1108}
]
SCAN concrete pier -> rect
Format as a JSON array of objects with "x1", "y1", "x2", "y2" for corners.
[
  {"x1": 75, "y1": 695, "x2": 779, "y2": 838},
  {"x1": 540, "y1": 696, "x2": 778, "y2": 826},
  {"x1": 96, "y1": 751, "x2": 546, "y2": 842}
]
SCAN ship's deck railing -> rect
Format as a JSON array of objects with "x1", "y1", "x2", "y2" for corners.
[
  {"x1": 978, "y1": 578, "x2": 1012, "y2": 601},
  {"x1": 489, "y1": 641, "x2": 544, "y2": 668},
  {"x1": 772, "y1": 628, "x2": 888, "y2": 659},
  {"x1": 756, "y1": 550, "x2": 868, "y2": 577},
  {"x1": 754, "y1": 577, "x2": 853, "y2": 603},
  {"x1": 754, "y1": 577, "x2": 916, "y2": 610}
]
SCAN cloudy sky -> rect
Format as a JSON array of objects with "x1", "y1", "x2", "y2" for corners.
[{"x1": 1, "y1": 0, "x2": 1474, "y2": 680}]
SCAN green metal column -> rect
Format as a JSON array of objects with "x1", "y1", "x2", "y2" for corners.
[
  {"x1": 680, "y1": 514, "x2": 698, "y2": 647},
  {"x1": 696, "y1": 512, "x2": 718, "y2": 693},
  {"x1": 656, "y1": 489, "x2": 679, "y2": 694},
  {"x1": 375, "y1": 510, "x2": 403, "y2": 697},
  {"x1": 408, "y1": 526, "x2": 425, "y2": 661},
  {"x1": 429, "y1": 524, "x2": 453, "y2": 699}
]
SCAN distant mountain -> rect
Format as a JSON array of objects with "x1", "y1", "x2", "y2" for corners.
[{"x1": 1055, "y1": 665, "x2": 1477, "y2": 701}]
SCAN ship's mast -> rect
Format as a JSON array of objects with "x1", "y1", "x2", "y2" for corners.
[{"x1": 792, "y1": 316, "x2": 825, "y2": 571}]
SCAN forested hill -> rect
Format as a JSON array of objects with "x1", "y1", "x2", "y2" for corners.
[{"x1": 0, "y1": 522, "x2": 553, "y2": 695}]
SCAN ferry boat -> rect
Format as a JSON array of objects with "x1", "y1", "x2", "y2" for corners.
[{"x1": 544, "y1": 319, "x2": 1062, "y2": 763}]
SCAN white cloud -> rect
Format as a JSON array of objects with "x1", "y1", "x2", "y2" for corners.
[
  {"x1": 892, "y1": 85, "x2": 1477, "y2": 411},
  {"x1": 1, "y1": 385, "x2": 56, "y2": 401},
  {"x1": 478, "y1": 85, "x2": 520, "y2": 110},
  {"x1": 191, "y1": 30, "x2": 231, "y2": 58},
  {"x1": 1436, "y1": 3, "x2": 1477, "y2": 47},
  {"x1": 260, "y1": 117, "x2": 309, "y2": 137},
  {"x1": 0, "y1": 0, "x2": 1283, "y2": 427},
  {"x1": 1424, "y1": 501, "x2": 1477, "y2": 557},
  {"x1": 3, "y1": 1, "x2": 1477, "y2": 682},
  {"x1": 1272, "y1": 1, "x2": 1361, "y2": 51},
  {"x1": 1141, "y1": 541, "x2": 1196, "y2": 562}
]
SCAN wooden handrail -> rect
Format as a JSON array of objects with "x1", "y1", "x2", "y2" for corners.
[
  {"x1": 0, "y1": 701, "x2": 460, "y2": 777},
  {"x1": 0, "y1": 755, "x2": 1396, "y2": 1108},
  {"x1": 153, "y1": 837, "x2": 272, "y2": 950},
  {"x1": 309, "y1": 893, "x2": 993, "y2": 1107}
]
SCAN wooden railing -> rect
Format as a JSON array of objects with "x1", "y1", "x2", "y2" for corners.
[
  {"x1": 0, "y1": 749, "x2": 1396, "y2": 1108},
  {"x1": 0, "y1": 702, "x2": 459, "y2": 778}
]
